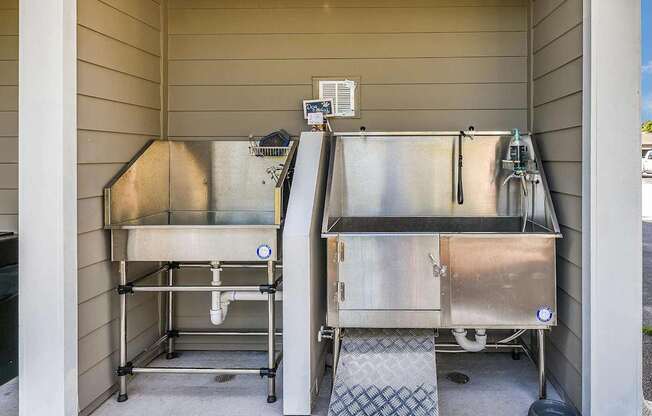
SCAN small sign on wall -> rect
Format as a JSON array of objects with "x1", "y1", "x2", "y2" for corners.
[{"x1": 303, "y1": 99, "x2": 334, "y2": 120}]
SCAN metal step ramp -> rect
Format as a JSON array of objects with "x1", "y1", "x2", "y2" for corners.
[{"x1": 328, "y1": 329, "x2": 439, "y2": 416}]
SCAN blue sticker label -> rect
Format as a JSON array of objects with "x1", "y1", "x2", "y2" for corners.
[
  {"x1": 256, "y1": 244, "x2": 272, "y2": 260},
  {"x1": 536, "y1": 306, "x2": 553, "y2": 323}
]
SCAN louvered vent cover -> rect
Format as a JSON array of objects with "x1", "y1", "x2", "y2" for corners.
[{"x1": 319, "y1": 80, "x2": 356, "y2": 117}]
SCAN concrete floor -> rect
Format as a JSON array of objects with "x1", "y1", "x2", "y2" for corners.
[
  {"x1": 0, "y1": 348, "x2": 559, "y2": 415},
  {"x1": 85, "y1": 350, "x2": 556, "y2": 416}
]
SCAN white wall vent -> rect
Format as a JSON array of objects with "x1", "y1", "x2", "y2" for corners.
[{"x1": 318, "y1": 80, "x2": 356, "y2": 117}]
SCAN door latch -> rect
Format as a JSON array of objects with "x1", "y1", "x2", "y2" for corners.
[{"x1": 337, "y1": 281, "x2": 345, "y2": 303}]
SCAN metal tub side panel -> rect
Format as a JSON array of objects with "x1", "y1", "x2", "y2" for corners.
[
  {"x1": 335, "y1": 135, "x2": 521, "y2": 218},
  {"x1": 440, "y1": 235, "x2": 556, "y2": 328},
  {"x1": 169, "y1": 141, "x2": 290, "y2": 214},
  {"x1": 111, "y1": 228, "x2": 279, "y2": 262},
  {"x1": 105, "y1": 141, "x2": 170, "y2": 226}
]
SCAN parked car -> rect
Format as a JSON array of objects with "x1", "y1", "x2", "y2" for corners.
[{"x1": 643, "y1": 150, "x2": 652, "y2": 174}]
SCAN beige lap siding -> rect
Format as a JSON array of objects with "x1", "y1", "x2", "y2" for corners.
[
  {"x1": 166, "y1": 0, "x2": 529, "y2": 348},
  {"x1": 532, "y1": 0, "x2": 583, "y2": 409},
  {"x1": 76, "y1": 0, "x2": 164, "y2": 413},
  {"x1": 0, "y1": 0, "x2": 18, "y2": 232}
]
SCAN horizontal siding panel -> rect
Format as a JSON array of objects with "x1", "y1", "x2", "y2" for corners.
[
  {"x1": 169, "y1": 109, "x2": 527, "y2": 137},
  {"x1": 169, "y1": 57, "x2": 528, "y2": 85},
  {"x1": 78, "y1": 229, "x2": 110, "y2": 269},
  {"x1": 533, "y1": 92, "x2": 582, "y2": 133},
  {"x1": 169, "y1": 85, "x2": 311, "y2": 111},
  {"x1": 533, "y1": 0, "x2": 564, "y2": 26},
  {"x1": 533, "y1": 24, "x2": 582, "y2": 79},
  {"x1": 535, "y1": 127, "x2": 582, "y2": 162},
  {"x1": 557, "y1": 257, "x2": 581, "y2": 303},
  {"x1": 543, "y1": 161, "x2": 581, "y2": 197},
  {"x1": 0, "y1": 85, "x2": 17, "y2": 110},
  {"x1": 0, "y1": 137, "x2": 17, "y2": 162},
  {"x1": 78, "y1": 0, "x2": 161, "y2": 56},
  {"x1": 547, "y1": 340, "x2": 582, "y2": 409},
  {"x1": 549, "y1": 320, "x2": 582, "y2": 374},
  {"x1": 0, "y1": 10, "x2": 17, "y2": 35},
  {"x1": 99, "y1": 0, "x2": 161, "y2": 29},
  {"x1": 169, "y1": 7, "x2": 527, "y2": 34},
  {"x1": 78, "y1": 261, "x2": 156, "y2": 305},
  {"x1": 169, "y1": 32, "x2": 527, "y2": 60},
  {"x1": 78, "y1": 324, "x2": 159, "y2": 411},
  {"x1": 78, "y1": 96, "x2": 160, "y2": 135},
  {"x1": 0, "y1": 189, "x2": 16, "y2": 214},
  {"x1": 78, "y1": 26, "x2": 161, "y2": 83},
  {"x1": 0, "y1": 163, "x2": 17, "y2": 188},
  {"x1": 78, "y1": 289, "x2": 155, "y2": 339},
  {"x1": 79, "y1": 302, "x2": 158, "y2": 374},
  {"x1": 169, "y1": 0, "x2": 528, "y2": 8},
  {"x1": 169, "y1": 83, "x2": 526, "y2": 112},
  {"x1": 78, "y1": 197, "x2": 104, "y2": 234},
  {"x1": 0, "y1": 214, "x2": 17, "y2": 232},
  {"x1": 78, "y1": 261, "x2": 117, "y2": 304},
  {"x1": 77, "y1": 163, "x2": 124, "y2": 199},
  {"x1": 558, "y1": 225, "x2": 581, "y2": 267},
  {"x1": 533, "y1": 0, "x2": 581, "y2": 52},
  {"x1": 0, "y1": 0, "x2": 17, "y2": 9},
  {"x1": 533, "y1": 58, "x2": 582, "y2": 107},
  {"x1": 0, "y1": 61, "x2": 17, "y2": 85},
  {"x1": 78, "y1": 62, "x2": 161, "y2": 109},
  {"x1": 551, "y1": 192, "x2": 581, "y2": 231},
  {"x1": 363, "y1": 83, "x2": 527, "y2": 110},
  {"x1": 557, "y1": 287, "x2": 581, "y2": 339},
  {"x1": 78, "y1": 131, "x2": 153, "y2": 164},
  {"x1": 0, "y1": 111, "x2": 17, "y2": 136},
  {"x1": 0, "y1": 36, "x2": 17, "y2": 59}
]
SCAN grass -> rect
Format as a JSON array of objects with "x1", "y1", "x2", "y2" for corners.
[{"x1": 644, "y1": 326, "x2": 652, "y2": 336}]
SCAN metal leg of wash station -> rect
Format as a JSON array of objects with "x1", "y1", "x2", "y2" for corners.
[
  {"x1": 115, "y1": 261, "x2": 282, "y2": 403},
  {"x1": 267, "y1": 260, "x2": 277, "y2": 403},
  {"x1": 538, "y1": 329, "x2": 547, "y2": 399},
  {"x1": 117, "y1": 261, "x2": 129, "y2": 402},
  {"x1": 166, "y1": 266, "x2": 178, "y2": 359}
]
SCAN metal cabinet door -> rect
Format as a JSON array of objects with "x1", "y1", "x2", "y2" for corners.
[{"x1": 338, "y1": 235, "x2": 441, "y2": 310}]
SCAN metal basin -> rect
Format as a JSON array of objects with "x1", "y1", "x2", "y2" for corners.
[
  {"x1": 105, "y1": 139, "x2": 297, "y2": 262},
  {"x1": 322, "y1": 132, "x2": 561, "y2": 329}
]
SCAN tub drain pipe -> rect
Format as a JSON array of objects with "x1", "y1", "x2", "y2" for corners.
[
  {"x1": 209, "y1": 261, "x2": 283, "y2": 325},
  {"x1": 210, "y1": 262, "x2": 225, "y2": 325},
  {"x1": 452, "y1": 328, "x2": 487, "y2": 352}
]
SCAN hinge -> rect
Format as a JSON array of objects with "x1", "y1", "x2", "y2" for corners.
[
  {"x1": 337, "y1": 281, "x2": 345, "y2": 303},
  {"x1": 338, "y1": 240, "x2": 345, "y2": 262}
]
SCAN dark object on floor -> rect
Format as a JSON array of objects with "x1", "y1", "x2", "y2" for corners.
[
  {"x1": 528, "y1": 399, "x2": 578, "y2": 416},
  {"x1": 446, "y1": 371, "x2": 470, "y2": 385},
  {"x1": 0, "y1": 234, "x2": 17, "y2": 386},
  {"x1": 214, "y1": 374, "x2": 236, "y2": 383},
  {"x1": 258, "y1": 129, "x2": 291, "y2": 147}
]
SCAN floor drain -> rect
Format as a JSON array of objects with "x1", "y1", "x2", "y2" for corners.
[
  {"x1": 446, "y1": 372, "x2": 470, "y2": 384},
  {"x1": 215, "y1": 374, "x2": 236, "y2": 383}
]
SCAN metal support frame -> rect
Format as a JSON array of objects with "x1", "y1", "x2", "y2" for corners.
[
  {"x1": 115, "y1": 261, "x2": 283, "y2": 404},
  {"x1": 538, "y1": 328, "x2": 547, "y2": 399}
]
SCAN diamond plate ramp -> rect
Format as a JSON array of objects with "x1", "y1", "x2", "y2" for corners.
[{"x1": 328, "y1": 329, "x2": 439, "y2": 416}]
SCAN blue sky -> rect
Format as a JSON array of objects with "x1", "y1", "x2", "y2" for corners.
[{"x1": 644, "y1": 0, "x2": 652, "y2": 121}]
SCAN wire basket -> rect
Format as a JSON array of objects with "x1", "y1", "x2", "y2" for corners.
[{"x1": 249, "y1": 144, "x2": 291, "y2": 158}]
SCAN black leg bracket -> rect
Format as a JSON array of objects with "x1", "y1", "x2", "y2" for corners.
[
  {"x1": 117, "y1": 362, "x2": 133, "y2": 377},
  {"x1": 117, "y1": 283, "x2": 134, "y2": 295},
  {"x1": 259, "y1": 368, "x2": 276, "y2": 378}
]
